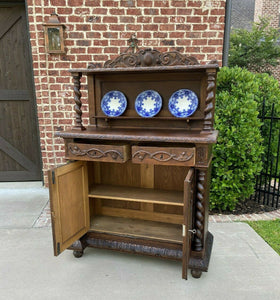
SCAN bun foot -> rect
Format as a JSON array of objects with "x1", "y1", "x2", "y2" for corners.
[
  {"x1": 191, "y1": 269, "x2": 202, "y2": 279},
  {"x1": 73, "y1": 250, "x2": 84, "y2": 258}
]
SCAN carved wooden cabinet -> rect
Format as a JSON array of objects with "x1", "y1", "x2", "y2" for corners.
[{"x1": 49, "y1": 49, "x2": 218, "y2": 279}]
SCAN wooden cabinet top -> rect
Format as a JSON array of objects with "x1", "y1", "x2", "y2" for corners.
[
  {"x1": 56, "y1": 127, "x2": 218, "y2": 144},
  {"x1": 69, "y1": 64, "x2": 218, "y2": 75},
  {"x1": 69, "y1": 48, "x2": 219, "y2": 74},
  {"x1": 59, "y1": 49, "x2": 219, "y2": 143}
]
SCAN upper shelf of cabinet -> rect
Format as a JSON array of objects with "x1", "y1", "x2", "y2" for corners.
[{"x1": 68, "y1": 48, "x2": 219, "y2": 133}]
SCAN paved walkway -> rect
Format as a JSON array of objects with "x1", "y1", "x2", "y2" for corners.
[
  {"x1": 1, "y1": 182, "x2": 280, "y2": 299},
  {"x1": 1, "y1": 224, "x2": 280, "y2": 300}
]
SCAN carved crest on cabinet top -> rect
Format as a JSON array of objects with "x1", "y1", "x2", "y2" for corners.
[{"x1": 101, "y1": 48, "x2": 200, "y2": 68}]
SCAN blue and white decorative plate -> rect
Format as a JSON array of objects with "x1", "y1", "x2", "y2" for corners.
[
  {"x1": 135, "y1": 90, "x2": 162, "y2": 118},
  {"x1": 168, "y1": 89, "x2": 199, "y2": 118},
  {"x1": 101, "y1": 91, "x2": 127, "y2": 117}
]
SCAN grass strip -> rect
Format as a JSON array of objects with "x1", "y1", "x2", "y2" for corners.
[{"x1": 246, "y1": 219, "x2": 280, "y2": 255}]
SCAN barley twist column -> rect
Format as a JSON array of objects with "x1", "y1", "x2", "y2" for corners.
[
  {"x1": 194, "y1": 169, "x2": 206, "y2": 251},
  {"x1": 72, "y1": 72, "x2": 85, "y2": 130},
  {"x1": 203, "y1": 71, "x2": 216, "y2": 131}
]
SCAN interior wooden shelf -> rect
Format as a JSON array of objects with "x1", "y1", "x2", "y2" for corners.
[
  {"x1": 91, "y1": 116, "x2": 204, "y2": 120},
  {"x1": 90, "y1": 215, "x2": 183, "y2": 243},
  {"x1": 88, "y1": 184, "x2": 184, "y2": 206}
]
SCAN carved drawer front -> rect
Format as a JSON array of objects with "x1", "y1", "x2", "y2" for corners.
[
  {"x1": 66, "y1": 143, "x2": 130, "y2": 163},
  {"x1": 132, "y1": 146, "x2": 195, "y2": 166}
]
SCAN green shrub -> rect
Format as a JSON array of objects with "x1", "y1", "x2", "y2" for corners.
[
  {"x1": 254, "y1": 73, "x2": 280, "y2": 112},
  {"x1": 211, "y1": 67, "x2": 264, "y2": 211}
]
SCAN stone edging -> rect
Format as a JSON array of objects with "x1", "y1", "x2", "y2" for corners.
[{"x1": 210, "y1": 209, "x2": 280, "y2": 223}]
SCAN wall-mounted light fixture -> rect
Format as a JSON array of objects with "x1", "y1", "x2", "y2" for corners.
[{"x1": 43, "y1": 13, "x2": 65, "y2": 54}]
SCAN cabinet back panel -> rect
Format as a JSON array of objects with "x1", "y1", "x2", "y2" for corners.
[
  {"x1": 154, "y1": 204, "x2": 183, "y2": 215},
  {"x1": 93, "y1": 72, "x2": 205, "y2": 130},
  {"x1": 88, "y1": 162, "x2": 97, "y2": 186},
  {"x1": 96, "y1": 161, "x2": 141, "y2": 187},
  {"x1": 90, "y1": 198, "x2": 183, "y2": 224},
  {"x1": 96, "y1": 206, "x2": 183, "y2": 224},
  {"x1": 154, "y1": 165, "x2": 189, "y2": 191},
  {"x1": 89, "y1": 162, "x2": 189, "y2": 191},
  {"x1": 101, "y1": 199, "x2": 141, "y2": 210}
]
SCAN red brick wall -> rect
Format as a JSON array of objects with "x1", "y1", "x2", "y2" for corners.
[
  {"x1": 262, "y1": 0, "x2": 280, "y2": 80},
  {"x1": 26, "y1": 0, "x2": 226, "y2": 185},
  {"x1": 262, "y1": 0, "x2": 280, "y2": 28},
  {"x1": 254, "y1": 0, "x2": 280, "y2": 80}
]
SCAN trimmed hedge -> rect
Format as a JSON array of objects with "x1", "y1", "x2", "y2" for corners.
[{"x1": 210, "y1": 67, "x2": 264, "y2": 211}]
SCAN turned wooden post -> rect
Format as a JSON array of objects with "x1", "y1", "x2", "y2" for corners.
[
  {"x1": 72, "y1": 72, "x2": 85, "y2": 130},
  {"x1": 194, "y1": 168, "x2": 206, "y2": 251},
  {"x1": 203, "y1": 70, "x2": 216, "y2": 132}
]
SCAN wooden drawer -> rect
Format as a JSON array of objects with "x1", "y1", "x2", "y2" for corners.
[
  {"x1": 132, "y1": 146, "x2": 195, "y2": 166},
  {"x1": 66, "y1": 143, "x2": 130, "y2": 163}
]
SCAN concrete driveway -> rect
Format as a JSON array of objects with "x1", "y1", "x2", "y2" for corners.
[{"x1": 0, "y1": 182, "x2": 279, "y2": 300}]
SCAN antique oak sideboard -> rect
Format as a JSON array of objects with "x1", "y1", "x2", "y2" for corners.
[{"x1": 48, "y1": 49, "x2": 218, "y2": 279}]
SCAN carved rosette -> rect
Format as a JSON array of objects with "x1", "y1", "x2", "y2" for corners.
[
  {"x1": 69, "y1": 145, "x2": 123, "y2": 160},
  {"x1": 103, "y1": 48, "x2": 199, "y2": 68},
  {"x1": 133, "y1": 150, "x2": 194, "y2": 162},
  {"x1": 73, "y1": 73, "x2": 85, "y2": 130},
  {"x1": 194, "y1": 169, "x2": 206, "y2": 252},
  {"x1": 203, "y1": 72, "x2": 216, "y2": 131}
]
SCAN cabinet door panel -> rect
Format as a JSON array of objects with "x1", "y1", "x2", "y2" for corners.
[
  {"x1": 48, "y1": 161, "x2": 89, "y2": 256},
  {"x1": 182, "y1": 168, "x2": 195, "y2": 279}
]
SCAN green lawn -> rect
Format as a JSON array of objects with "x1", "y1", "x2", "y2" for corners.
[{"x1": 246, "y1": 219, "x2": 280, "y2": 255}]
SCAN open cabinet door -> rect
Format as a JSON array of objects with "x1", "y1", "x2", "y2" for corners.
[
  {"x1": 182, "y1": 168, "x2": 195, "y2": 279},
  {"x1": 48, "y1": 161, "x2": 89, "y2": 256}
]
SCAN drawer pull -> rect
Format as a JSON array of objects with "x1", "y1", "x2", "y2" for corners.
[
  {"x1": 132, "y1": 150, "x2": 194, "y2": 163},
  {"x1": 69, "y1": 145, "x2": 123, "y2": 160}
]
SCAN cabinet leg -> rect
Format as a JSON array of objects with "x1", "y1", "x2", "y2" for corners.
[
  {"x1": 73, "y1": 250, "x2": 84, "y2": 258},
  {"x1": 68, "y1": 235, "x2": 87, "y2": 257},
  {"x1": 191, "y1": 269, "x2": 202, "y2": 279}
]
